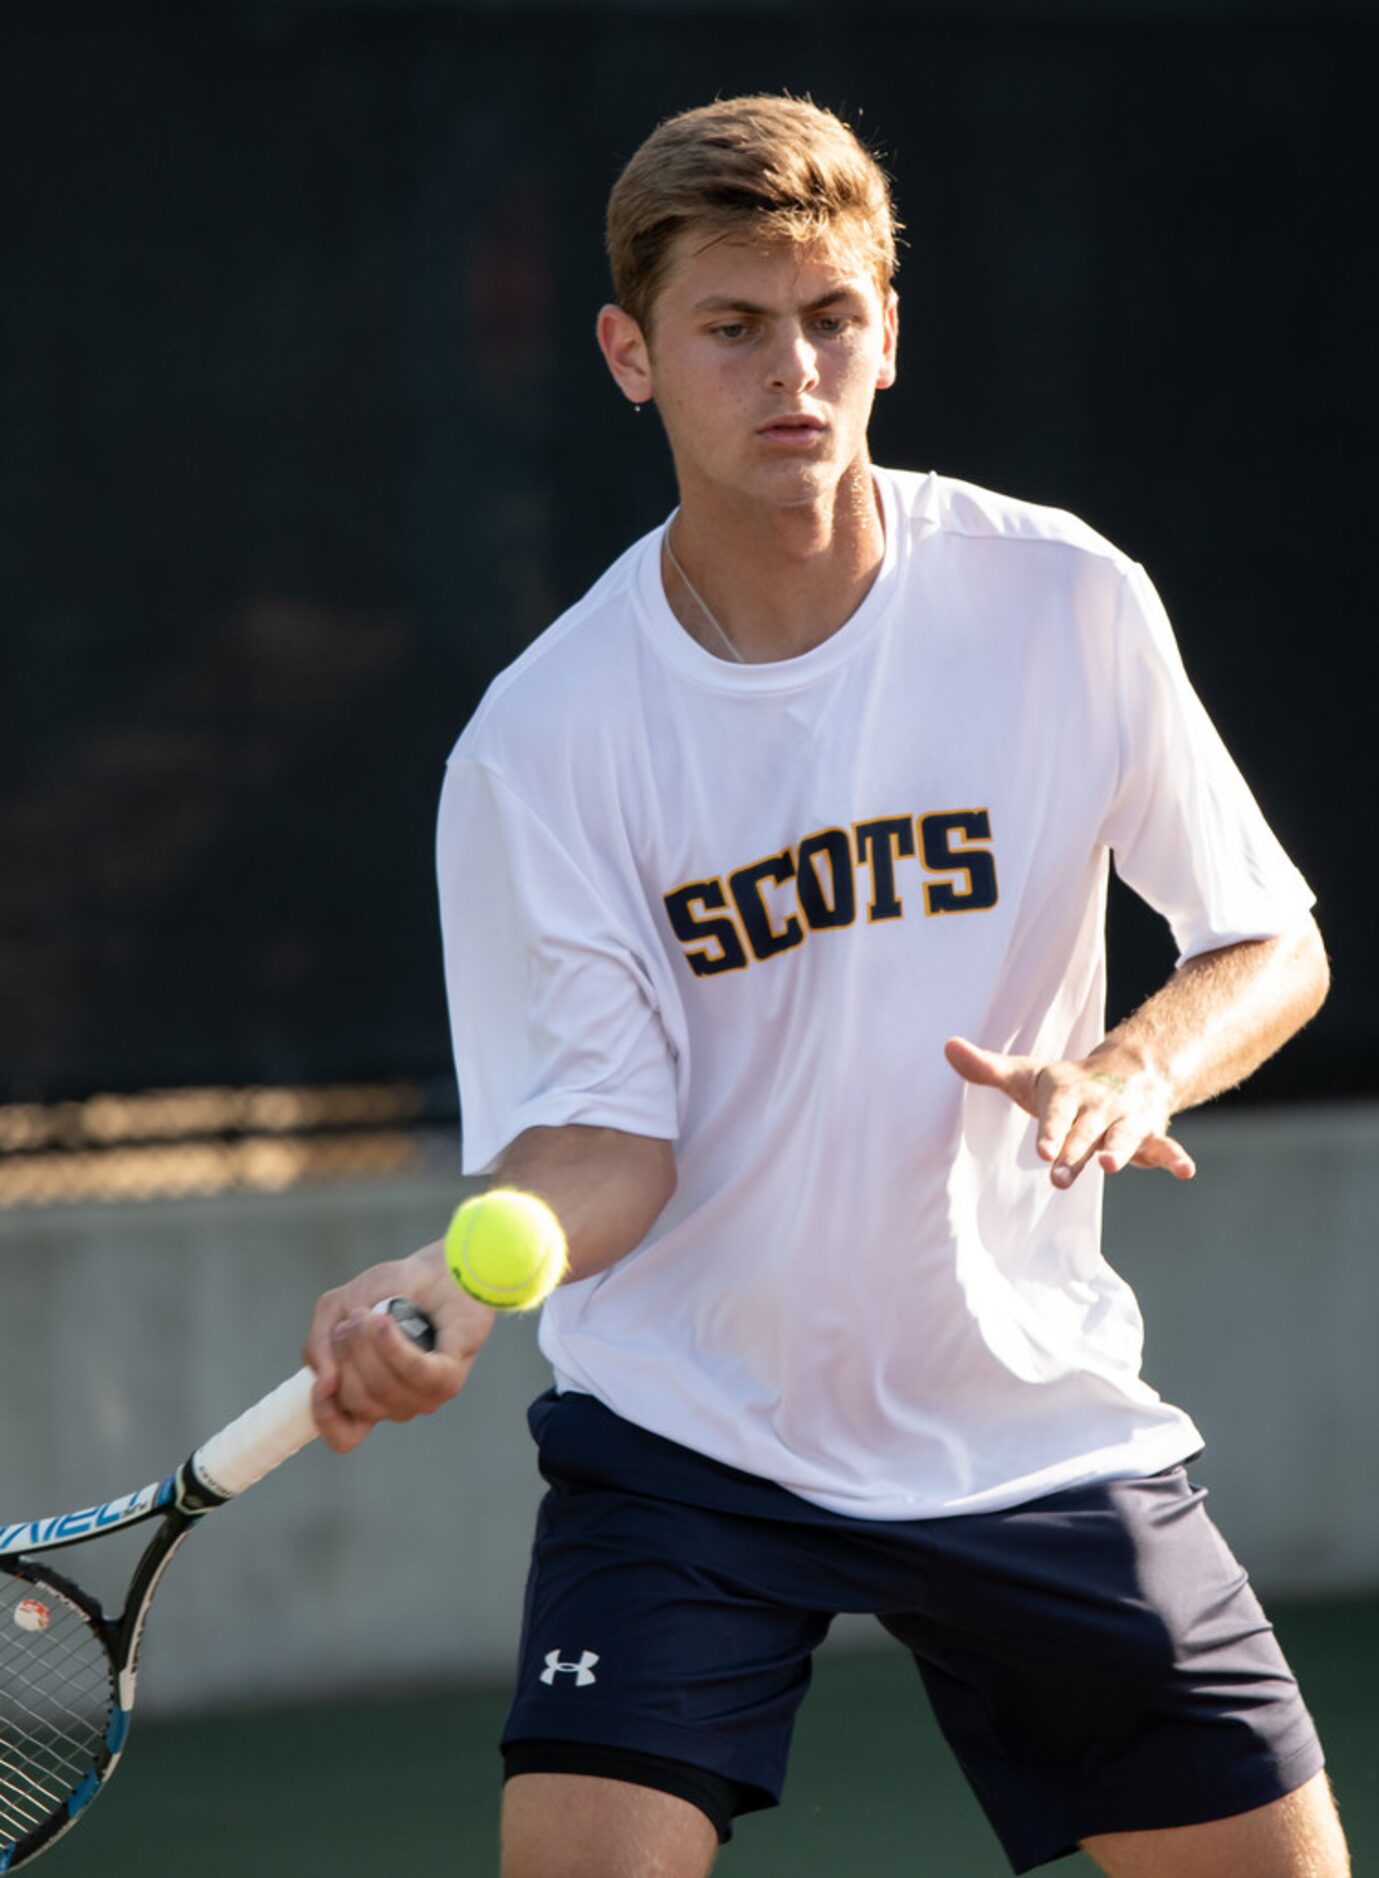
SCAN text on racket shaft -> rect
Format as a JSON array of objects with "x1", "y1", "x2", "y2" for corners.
[{"x1": 0, "y1": 1479, "x2": 172, "y2": 1555}]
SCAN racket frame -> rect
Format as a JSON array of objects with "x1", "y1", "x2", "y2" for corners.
[
  {"x1": 1, "y1": 1296, "x2": 434, "y2": 1869},
  {"x1": 1, "y1": 1472, "x2": 207, "y2": 1869}
]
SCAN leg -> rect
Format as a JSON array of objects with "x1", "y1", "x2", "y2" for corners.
[
  {"x1": 503, "y1": 1772, "x2": 719, "y2": 1878},
  {"x1": 1082, "y1": 1770, "x2": 1349, "y2": 1877}
]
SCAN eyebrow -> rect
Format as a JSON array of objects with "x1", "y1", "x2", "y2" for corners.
[{"x1": 690, "y1": 288, "x2": 860, "y2": 316}]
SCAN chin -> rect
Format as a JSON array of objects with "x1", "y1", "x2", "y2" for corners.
[{"x1": 751, "y1": 457, "x2": 837, "y2": 500}]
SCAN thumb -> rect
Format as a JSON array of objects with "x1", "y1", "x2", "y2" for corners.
[
  {"x1": 944, "y1": 1035, "x2": 1015, "y2": 1089},
  {"x1": 944, "y1": 1036, "x2": 1044, "y2": 1117}
]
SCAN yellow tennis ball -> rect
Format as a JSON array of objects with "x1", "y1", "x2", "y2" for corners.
[{"x1": 444, "y1": 1189, "x2": 568, "y2": 1310}]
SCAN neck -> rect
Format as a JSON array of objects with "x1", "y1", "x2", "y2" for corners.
[{"x1": 663, "y1": 461, "x2": 885, "y2": 664}]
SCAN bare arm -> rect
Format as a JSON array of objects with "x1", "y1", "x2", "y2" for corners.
[
  {"x1": 304, "y1": 1124, "x2": 676, "y2": 1451},
  {"x1": 1097, "y1": 915, "x2": 1329, "y2": 1112},
  {"x1": 490, "y1": 1124, "x2": 677, "y2": 1283},
  {"x1": 946, "y1": 914, "x2": 1329, "y2": 1188}
]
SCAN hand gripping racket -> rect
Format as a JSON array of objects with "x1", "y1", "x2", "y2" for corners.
[{"x1": 0, "y1": 1297, "x2": 434, "y2": 1869}]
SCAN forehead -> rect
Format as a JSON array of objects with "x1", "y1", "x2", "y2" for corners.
[{"x1": 658, "y1": 225, "x2": 885, "y2": 312}]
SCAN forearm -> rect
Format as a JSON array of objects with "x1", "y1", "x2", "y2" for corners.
[
  {"x1": 1095, "y1": 914, "x2": 1329, "y2": 1115},
  {"x1": 492, "y1": 1123, "x2": 678, "y2": 1282}
]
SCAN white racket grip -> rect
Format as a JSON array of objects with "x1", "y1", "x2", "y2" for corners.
[
  {"x1": 189, "y1": 1367, "x2": 318, "y2": 1502},
  {"x1": 183, "y1": 1297, "x2": 435, "y2": 1505}
]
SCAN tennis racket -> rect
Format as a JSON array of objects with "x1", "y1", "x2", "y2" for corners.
[{"x1": 0, "y1": 1296, "x2": 434, "y2": 1869}]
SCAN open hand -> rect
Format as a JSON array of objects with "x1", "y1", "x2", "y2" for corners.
[{"x1": 944, "y1": 1036, "x2": 1196, "y2": 1190}]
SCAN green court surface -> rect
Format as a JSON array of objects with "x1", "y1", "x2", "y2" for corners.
[{"x1": 37, "y1": 1598, "x2": 1378, "y2": 1875}]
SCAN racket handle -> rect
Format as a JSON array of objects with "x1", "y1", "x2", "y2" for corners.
[
  {"x1": 190, "y1": 1367, "x2": 317, "y2": 1500},
  {"x1": 186, "y1": 1297, "x2": 436, "y2": 1504}
]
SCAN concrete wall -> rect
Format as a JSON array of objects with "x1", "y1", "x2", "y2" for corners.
[
  {"x1": 1102, "y1": 1101, "x2": 1379, "y2": 1597},
  {"x1": 2, "y1": 1104, "x2": 1375, "y2": 1716}
]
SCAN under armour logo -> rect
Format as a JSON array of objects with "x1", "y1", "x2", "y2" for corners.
[{"x1": 540, "y1": 1649, "x2": 599, "y2": 1687}]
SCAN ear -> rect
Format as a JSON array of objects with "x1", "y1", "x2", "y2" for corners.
[
  {"x1": 596, "y1": 303, "x2": 654, "y2": 405},
  {"x1": 876, "y1": 290, "x2": 899, "y2": 392}
]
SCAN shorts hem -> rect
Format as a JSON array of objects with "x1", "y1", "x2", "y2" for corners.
[
  {"x1": 501, "y1": 1705, "x2": 781, "y2": 1815},
  {"x1": 502, "y1": 1738, "x2": 754, "y2": 1844},
  {"x1": 1006, "y1": 1737, "x2": 1328, "y2": 1874}
]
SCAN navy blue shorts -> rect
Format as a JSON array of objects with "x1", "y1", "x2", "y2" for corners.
[{"x1": 501, "y1": 1390, "x2": 1324, "y2": 1873}]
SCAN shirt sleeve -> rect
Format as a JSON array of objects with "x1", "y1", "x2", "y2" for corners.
[
  {"x1": 1098, "y1": 561, "x2": 1314, "y2": 964},
  {"x1": 437, "y1": 756, "x2": 680, "y2": 1175}
]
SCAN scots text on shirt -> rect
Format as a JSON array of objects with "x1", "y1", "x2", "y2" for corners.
[{"x1": 663, "y1": 808, "x2": 998, "y2": 976}]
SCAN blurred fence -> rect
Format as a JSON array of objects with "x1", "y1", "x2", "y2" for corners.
[{"x1": 0, "y1": 1082, "x2": 450, "y2": 1207}]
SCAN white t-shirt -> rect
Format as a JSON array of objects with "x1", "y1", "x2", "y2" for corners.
[{"x1": 437, "y1": 467, "x2": 1313, "y2": 1520}]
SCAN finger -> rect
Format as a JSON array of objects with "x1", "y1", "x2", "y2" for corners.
[
  {"x1": 332, "y1": 1310, "x2": 463, "y2": 1424},
  {"x1": 943, "y1": 1036, "x2": 1003, "y2": 1085},
  {"x1": 371, "y1": 1309, "x2": 466, "y2": 1410},
  {"x1": 1127, "y1": 1133, "x2": 1196, "y2": 1180},
  {"x1": 1094, "y1": 1118, "x2": 1148, "y2": 1174},
  {"x1": 301, "y1": 1259, "x2": 413, "y2": 1378},
  {"x1": 1049, "y1": 1104, "x2": 1115, "y2": 1187},
  {"x1": 302, "y1": 1289, "x2": 348, "y2": 1391},
  {"x1": 309, "y1": 1378, "x2": 373, "y2": 1455},
  {"x1": 1050, "y1": 1149, "x2": 1092, "y2": 1189},
  {"x1": 944, "y1": 1038, "x2": 1042, "y2": 1115},
  {"x1": 312, "y1": 1315, "x2": 456, "y2": 1451},
  {"x1": 1035, "y1": 1082, "x2": 1082, "y2": 1164}
]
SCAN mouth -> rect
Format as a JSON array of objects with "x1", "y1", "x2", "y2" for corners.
[{"x1": 756, "y1": 414, "x2": 828, "y2": 448}]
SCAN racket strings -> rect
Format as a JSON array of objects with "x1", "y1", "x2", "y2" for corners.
[{"x1": 1, "y1": 1576, "x2": 116, "y2": 1848}]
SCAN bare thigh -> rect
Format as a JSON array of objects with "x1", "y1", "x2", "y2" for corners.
[
  {"x1": 502, "y1": 1772, "x2": 720, "y2": 1878},
  {"x1": 1082, "y1": 1771, "x2": 1349, "y2": 1878}
]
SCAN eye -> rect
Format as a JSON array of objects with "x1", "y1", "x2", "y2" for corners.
[{"x1": 709, "y1": 321, "x2": 753, "y2": 342}]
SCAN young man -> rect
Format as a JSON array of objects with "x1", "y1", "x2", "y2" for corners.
[{"x1": 304, "y1": 97, "x2": 1344, "y2": 1876}]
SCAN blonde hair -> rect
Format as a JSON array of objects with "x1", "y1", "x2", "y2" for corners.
[{"x1": 606, "y1": 95, "x2": 901, "y2": 335}]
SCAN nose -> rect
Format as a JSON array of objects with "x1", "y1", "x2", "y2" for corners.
[{"x1": 765, "y1": 324, "x2": 820, "y2": 395}]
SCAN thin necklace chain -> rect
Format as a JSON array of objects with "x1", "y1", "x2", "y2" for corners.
[{"x1": 663, "y1": 527, "x2": 746, "y2": 664}]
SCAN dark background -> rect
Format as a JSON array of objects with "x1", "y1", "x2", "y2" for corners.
[{"x1": 3, "y1": 1, "x2": 1374, "y2": 1116}]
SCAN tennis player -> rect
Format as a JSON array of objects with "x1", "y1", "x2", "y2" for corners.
[{"x1": 305, "y1": 97, "x2": 1346, "y2": 1876}]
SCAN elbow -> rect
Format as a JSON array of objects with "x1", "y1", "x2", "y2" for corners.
[
  {"x1": 645, "y1": 1135, "x2": 679, "y2": 1219},
  {"x1": 1292, "y1": 913, "x2": 1330, "y2": 1024}
]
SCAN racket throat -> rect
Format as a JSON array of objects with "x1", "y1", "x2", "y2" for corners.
[{"x1": 173, "y1": 1458, "x2": 231, "y2": 1517}]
